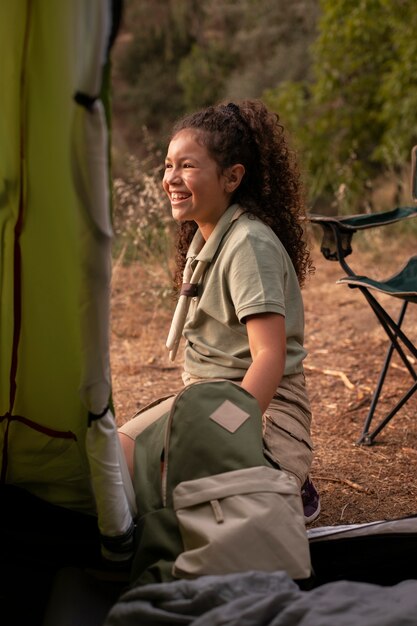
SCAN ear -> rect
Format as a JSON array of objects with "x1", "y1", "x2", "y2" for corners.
[{"x1": 224, "y1": 164, "x2": 245, "y2": 193}]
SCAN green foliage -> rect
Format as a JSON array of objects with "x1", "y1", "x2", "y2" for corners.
[
  {"x1": 311, "y1": 0, "x2": 391, "y2": 176},
  {"x1": 115, "y1": 0, "x2": 416, "y2": 213},
  {"x1": 265, "y1": 0, "x2": 417, "y2": 210},
  {"x1": 116, "y1": 0, "x2": 320, "y2": 137},
  {"x1": 178, "y1": 43, "x2": 237, "y2": 110},
  {"x1": 376, "y1": 2, "x2": 417, "y2": 164},
  {"x1": 118, "y1": 0, "x2": 199, "y2": 135}
]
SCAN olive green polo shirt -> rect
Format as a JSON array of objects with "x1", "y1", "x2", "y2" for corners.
[{"x1": 182, "y1": 204, "x2": 307, "y2": 382}]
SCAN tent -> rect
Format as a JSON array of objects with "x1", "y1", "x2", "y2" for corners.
[{"x1": 0, "y1": 1, "x2": 134, "y2": 623}]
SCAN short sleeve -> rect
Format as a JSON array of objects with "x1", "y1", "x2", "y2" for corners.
[{"x1": 227, "y1": 229, "x2": 287, "y2": 322}]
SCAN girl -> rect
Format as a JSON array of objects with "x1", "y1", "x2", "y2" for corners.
[{"x1": 119, "y1": 99, "x2": 320, "y2": 523}]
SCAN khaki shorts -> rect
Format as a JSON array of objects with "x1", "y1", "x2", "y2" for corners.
[
  {"x1": 119, "y1": 373, "x2": 313, "y2": 488},
  {"x1": 263, "y1": 372, "x2": 313, "y2": 488}
]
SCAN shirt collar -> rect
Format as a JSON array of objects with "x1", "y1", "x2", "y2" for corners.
[{"x1": 187, "y1": 204, "x2": 244, "y2": 263}]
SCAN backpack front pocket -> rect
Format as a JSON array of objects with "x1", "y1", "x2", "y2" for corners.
[{"x1": 172, "y1": 465, "x2": 311, "y2": 580}]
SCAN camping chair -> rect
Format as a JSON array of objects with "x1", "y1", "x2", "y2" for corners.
[{"x1": 309, "y1": 149, "x2": 417, "y2": 445}]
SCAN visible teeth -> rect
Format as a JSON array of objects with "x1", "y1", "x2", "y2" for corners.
[{"x1": 171, "y1": 193, "x2": 189, "y2": 200}]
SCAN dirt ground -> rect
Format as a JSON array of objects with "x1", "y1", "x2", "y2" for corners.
[{"x1": 110, "y1": 233, "x2": 417, "y2": 529}]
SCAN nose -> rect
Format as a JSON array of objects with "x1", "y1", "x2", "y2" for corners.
[{"x1": 164, "y1": 166, "x2": 181, "y2": 186}]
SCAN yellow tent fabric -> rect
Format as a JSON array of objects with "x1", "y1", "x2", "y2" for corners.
[{"x1": 0, "y1": 0, "x2": 134, "y2": 557}]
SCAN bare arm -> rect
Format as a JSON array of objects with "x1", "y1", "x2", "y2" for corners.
[{"x1": 241, "y1": 313, "x2": 286, "y2": 413}]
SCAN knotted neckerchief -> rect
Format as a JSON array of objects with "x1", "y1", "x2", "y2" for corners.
[
  {"x1": 166, "y1": 206, "x2": 245, "y2": 361},
  {"x1": 166, "y1": 233, "x2": 206, "y2": 362}
]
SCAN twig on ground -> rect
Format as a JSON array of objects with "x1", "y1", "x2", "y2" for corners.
[
  {"x1": 342, "y1": 396, "x2": 371, "y2": 414},
  {"x1": 314, "y1": 475, "x2": 371, "y2": 493},
  {"x1": 305, "y1": 364, "x2": 355, "y2": 390},
  {"x1": 340, "y1": 503, "x2": 349, "y2": 520}
]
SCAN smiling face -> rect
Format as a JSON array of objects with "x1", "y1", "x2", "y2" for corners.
[{"x1": 163, "y1": 129, "x2": 239, "y2": 239}]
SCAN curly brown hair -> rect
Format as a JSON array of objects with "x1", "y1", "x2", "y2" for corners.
[{"x1": 170, "y1": 99, "x2": 313, "y2": 290}]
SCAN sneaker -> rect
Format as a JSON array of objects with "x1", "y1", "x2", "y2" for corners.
[{"x1": 301, "y1": 477, "x2": 321, "y2": 524}]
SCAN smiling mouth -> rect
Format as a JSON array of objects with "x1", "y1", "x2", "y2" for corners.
[{"x1": 170, "y1": 192, "x2": 190, "y2": 202}]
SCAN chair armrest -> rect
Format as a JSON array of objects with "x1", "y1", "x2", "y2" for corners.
[
  {"x1": 308, "y1": 215, "x2": 354, "y2": 263},
  {"x1": 309, "y1": 206, "x2": 417, "y2": 264},
  {"x1": 310, "y1": 205, "x2": 417, "y2": 231}
]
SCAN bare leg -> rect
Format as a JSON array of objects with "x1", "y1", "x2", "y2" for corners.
[
  {"x1": 118, "y1": 396, "x2": 176, "y2": 483},
  {"x1": 118, "y1": 432, "x2": 136, "y2": 481}
]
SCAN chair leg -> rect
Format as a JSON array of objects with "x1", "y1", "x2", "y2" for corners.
[
  {"x1": 362, "y1": 298, "x2": 417, "y2": 373},
  {"x1": 358, "y1": 381, "x2": 417, "y2": 445},
  {"x1": 356, "y1": 297, "x2": 417, "y2": 445},
  {"x1": 357, "y1": 341, "x2": 396, "y2": 445}
]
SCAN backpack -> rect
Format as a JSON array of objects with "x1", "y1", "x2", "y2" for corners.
[{"x1": 130, "y1": 380, "x2": 311, "y2": 585}]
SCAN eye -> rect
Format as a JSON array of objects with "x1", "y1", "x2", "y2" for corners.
[
  {"x1": 183, "y1": 162, "x2": 194, "y2": 168},
  {"x1": 164, "y1": 162, "x2": 172, "y2": 169}
]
